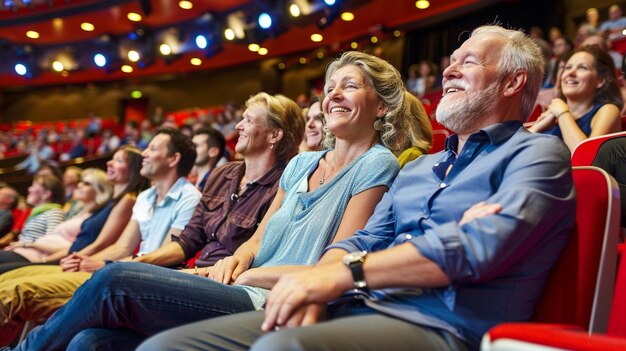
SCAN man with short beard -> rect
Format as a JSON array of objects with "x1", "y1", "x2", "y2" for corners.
[{"x1": 139, "y1": 25, "x2": 577, "y2": 351}]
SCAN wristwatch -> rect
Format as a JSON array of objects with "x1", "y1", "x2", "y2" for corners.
[{"x1": 343, "y1": 250, "x2": 368, "y2": 289}]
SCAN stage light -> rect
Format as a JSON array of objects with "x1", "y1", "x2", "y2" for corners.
[
  {"x1": 289, "y1": 4, "x2": 300, "y2": 17},
  {"x1": 128, "y1": 50, "x2": 140, "y2": 62},
  {"x1": 81, "y1": 22, "x2": 95, "y2": 32},
  {"x1": 224, "y1": 28, "x2": 235, "y2": 41},
  {"x1": 258, "y1": 13, "x2": 272, "y2": 29},
  {"x1": 310, "y1": 34, "x2": 323, "y2": 42},
  {"x1": 52, "y1": 60, "x2": 64, "y2": 72},
  {"x1": 190, "y1": 57, "x2": 202, "y2": 66},
  {"x1": 299, "y1": 57, "x2": 307, "y2": 64},
  {"x1": 159, "y1": 44, "x2": 171, "y2": 55},
  {"x1": 127, "y1": 12, "x2": 142, "y2": 22},
  {"x1": 248, "y1": 43, "x2": 260, "y2": 52},
  {"x1": 26, "y1": 30, "x2": 39, "y2": 39},
  {"x1": 195, "y1": 34, "x2": 208, "y2": 49},
  {"x1": 121, "y1": 65, "x2": 133, "y2": 73},
  {"x1": 94, "y1": 53, "x2": 107, "y2": 67},
  {"x1": 131, "y1": 90, "x2": 143, "y2": 99},
  {"x1": 258, "y1": 47, "x2": 268, "y2": 55},
  {"x1": 340, "y1": 12, "x2": 354, "y2": 21},
  {"x1": 178, "y1": 1, "x2": 192, "y2": 10},
  {"x1": 323, "y1": 0, "x2": 336, "y2": 5},
  {"x1": 371, "y1": 36, "x2": 378, "y2": 44},
  {"x1": 350, "y1": 41, "x2": 358, "y2": 49},
  {"x1": 15, "y1": 63, "x2": 27, "y2": 76},
  {"x1": 415, "y1": 0, "x2": 430, "y2": 9}
]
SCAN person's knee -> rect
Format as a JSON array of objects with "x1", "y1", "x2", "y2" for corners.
[
  {"x1": 89, "y1": 262, "x2": 135, "y2": 289},
  {"x1": 251, "y1": 329, "x2": 314, "y2": 351},
  {"x1": 137, "y1": 332, "x2": 180, "y2": 351},
  {"x1": 67, "y1": 329, "x2": 107, "y2": 351}
]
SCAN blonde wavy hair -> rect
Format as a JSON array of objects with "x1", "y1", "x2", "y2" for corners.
[
  {"x1": 246, "y1": 92, "x2": 305, "y2": 161},
  {"x1": 321, "y1": 51, "x2": 427, "y2": 153},
  {"x1": 402, "y1": 92, "x2": 432, "y2": 154},
  {"x1": 80, "y1": 168, "x2": 113, "y2": 207}
]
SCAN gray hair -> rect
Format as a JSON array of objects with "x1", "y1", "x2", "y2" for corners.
[{"x1": 471, "y1": 25, "x2": 545, "y2": 121}]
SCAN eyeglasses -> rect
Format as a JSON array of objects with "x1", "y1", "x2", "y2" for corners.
[{"x1": 78, "y1": 180, "x2": 95, "y2": 187}]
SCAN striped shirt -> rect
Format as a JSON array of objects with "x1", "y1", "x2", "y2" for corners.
[{"x1": 19, "y1": 208, "x2": 64, "y2": 243}]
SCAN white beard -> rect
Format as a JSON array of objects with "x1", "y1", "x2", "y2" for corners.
[{"x1": 436, "y1": 79, "x2": 501, "y2": 133}]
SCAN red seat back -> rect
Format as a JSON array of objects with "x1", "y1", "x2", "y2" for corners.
[
  {"x1": 571, "y1": 132, "x2": 626, "y2": 167},
  {"x1": 429, "y1": 129, "x2": 449, "y2": 154},
  {"x1": 532, "y1": 167, "x2": 620, "y2": 333},
  {"x1": 607, "y1": 243, "x2": 626, "y2": 337}
]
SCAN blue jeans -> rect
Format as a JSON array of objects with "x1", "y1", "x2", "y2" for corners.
[{"x1": 15, "y1": 262, "x2": 256, "y2": 351}]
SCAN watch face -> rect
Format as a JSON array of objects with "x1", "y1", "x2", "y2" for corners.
[{"x1": 343, "y1": 251, "x2": 366, "y2": 264}]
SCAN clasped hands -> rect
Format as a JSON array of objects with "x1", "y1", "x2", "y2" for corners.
[{"x1": 59, "y1": 253, "x2": 105, "y2": 272}]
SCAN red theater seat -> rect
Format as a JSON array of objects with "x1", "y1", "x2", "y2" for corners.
[{"x1": 481, "y1": 166, "x2": 622, "y2": 351}]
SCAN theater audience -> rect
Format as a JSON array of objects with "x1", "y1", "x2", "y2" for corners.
[
  {"x1": 600, "y1": 4, "x2": 626, "y2": 39},
  {"x1": 190, "y1": 127, "x2": 225, "y2": 190},
  {"x1": 0, "y1": 186, "x2": 18, "y2": 239},
  {"x1": 135, "y1": 24, "x2": 575, "y2": 351},
  {"x1": 16, "y1": 136, "x2": 55, "y2": 174},
  {"x1": 302, "y1": 95, "x2": 324, "y2": 151},
  {"x1": 96, "y1": 128, "x2": 121, "y2": 155},
  {"x1": 0, "y1": 168, "x2": 111, "y2": 266},
  {"x1": 0, "y1": 146, "x2": 146, "y2": 274},
  {"x1": 0, "y1": 129, "x2": 200, "y2": 346},
  {"x1": 0, "y1": 175, "x2": 64, "y2": 249},
  {"x1": 61, "y1": 166, "x2": 83, "y2": 218},
  {"x1": 530, "y1": 45, "x2": 623, "y2": 152},
  {"x1": 536, "y1": 53, "x2": 569, "y2": 110},
  {"x1": 10, "y1": 51, "x2": 426, "y2": 351}
]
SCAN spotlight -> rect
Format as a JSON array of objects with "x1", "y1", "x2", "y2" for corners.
[
  {"x1": 224, "y1": 28, "x2": 235, "y2": 41},
  {"x1": 323, "y1": 0, "x2": 336, "y2": 5},
  {"x1": 159, "y1": 44, "x2": 171, "y2": 56},
  {"x1": 15, "y1": 63, "x2": 27, "y2": 76},
  {"x1": 128, "y1": 50, "x2": 140, "y2": 62},
  {"x1": 258, "y1": 13, "x2": 272, "y2": 29},
  {"x1": 195, "y1": 34, "x2": 208, "y2": 49},
  {"x1": 289, "y1": 4, "x2": 300, "y2": 17},
  {"x1": 52, "y1": 60, "x2": 64, "y2": 72},
  {"x1": 94, "y1": 53, "x2": 107, "y2": 67}
]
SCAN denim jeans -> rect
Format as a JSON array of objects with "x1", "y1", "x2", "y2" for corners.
[{"x1": 15, "y1": 262, "x2": 256, "y2": 351}]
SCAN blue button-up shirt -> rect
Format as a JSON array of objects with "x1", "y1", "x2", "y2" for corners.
[
  {"x1": 327, "y1": 121, "x2": 576, "y2": 350},
  {"x1": 132, "y1": 177, "x2": 201, "y2": 255}
]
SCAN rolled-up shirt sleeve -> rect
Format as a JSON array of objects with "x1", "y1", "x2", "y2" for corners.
[{"x1": 407, "y1": 136, "x2": 575, "y2": 285}]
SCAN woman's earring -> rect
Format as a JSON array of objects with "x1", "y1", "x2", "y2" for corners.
[{"x1": 373, "y1": 118, "x2": 384, "y2": 131}]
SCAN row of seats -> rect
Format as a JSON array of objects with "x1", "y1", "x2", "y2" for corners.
[{"x1": 482, "y1": 132, "x2": 626, "y2": 350}]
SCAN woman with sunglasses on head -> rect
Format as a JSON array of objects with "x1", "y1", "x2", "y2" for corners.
[
  {"x1": 0, "y1": 168, "x2": 111, "y2": 267},
  {"x1": 0, "y1": 146, "x2": 148, "y2": 346}
]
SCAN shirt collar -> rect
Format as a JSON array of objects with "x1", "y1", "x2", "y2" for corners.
[
  {"x1": 223, "y1": 160, "x2": 286, "y2": 186},
  {"x1": 146, "y1": 177, "x2": 190, "y2": 204},
  {"x1": 445, "y1": 121, "x2": 523, "y2": 152}
]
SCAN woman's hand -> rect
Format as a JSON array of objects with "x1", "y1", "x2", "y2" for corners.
[
  {"x1": 528, "y1": 110, "x2": 557, "y2": 133},
  {"x1": 547, "y1": 98, "x2": 569, "y2": 118},
  {"x1": 60, "y1": 253, "x2": 82, "y2": 272},
  {"x1": 209, "y1": 251, "x2": 254, "y2": 285}
]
